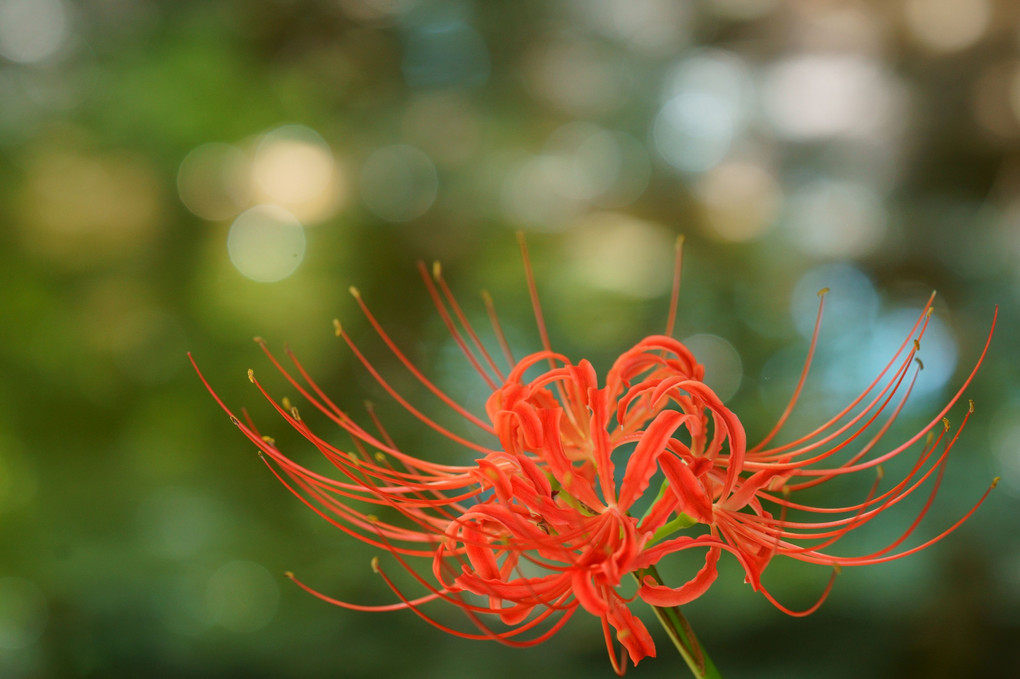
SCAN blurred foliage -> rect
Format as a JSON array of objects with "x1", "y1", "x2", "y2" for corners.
[{"x1": 1, "y1": 0, "x2": 1019, "y2": 677}]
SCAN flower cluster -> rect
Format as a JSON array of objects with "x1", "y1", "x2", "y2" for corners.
[{"x1": 192, "y1": 238, "x2": 996, "y2": 676}]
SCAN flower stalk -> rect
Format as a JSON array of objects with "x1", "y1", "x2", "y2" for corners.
[{"x1": 638, "y1": 566, "x2": 721, "y2": 679}]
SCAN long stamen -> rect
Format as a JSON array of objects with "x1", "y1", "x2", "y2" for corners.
[
  {"x1": 750, "y1": 288, "x2": 829, "y2": 453},
  {"x1": 516, "y1": 231, "x2": 552, "y2": 358},
  {"x1": 348, "y1": 285, "x2": 499, "y2": 430},
  {"x1": 481, "y1": 289, "x2": 516, "y2": 368},
  {"x1": 431, "y1": 261, "x2": 507, "y2": 383},
  {"x1": 664, "y1": 235, "x2": 685, "y2": 338}
]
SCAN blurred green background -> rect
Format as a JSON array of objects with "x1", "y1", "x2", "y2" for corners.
[{"x1": 2, "y1": 0, "x2": 1019, "y2": 677}]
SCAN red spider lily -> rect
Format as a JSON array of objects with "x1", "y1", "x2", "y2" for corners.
[{"x1": 191, "y1": 236, "x2": 996, "y2": 677}]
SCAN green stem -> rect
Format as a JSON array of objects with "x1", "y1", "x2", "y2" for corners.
[{"x1": 636, "y1": 566, "x2": 722, "y2": 679}]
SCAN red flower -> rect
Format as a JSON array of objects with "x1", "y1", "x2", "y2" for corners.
[{"x1": 192, "y1": 237, "x2": 996, "y2": 676}]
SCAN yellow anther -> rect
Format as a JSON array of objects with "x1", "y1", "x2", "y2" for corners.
[
  {"x1": 247, "y1": 368, "x2": 255, "y2": 383},
  {"x1": 366, "y1": 514, "x2": 378, "y2": 522},
  {"x1": 992, "y1": 477, "x2": 1001, "y2": 488},
  {"x1": 817, "y1": 287, "x2": 830, "y2": 297},
  {"x1": 370, "y1": 557, "x2": 380, "y2": 573},
  {"x1": 374, "y1": 452, "x2": 385, "y2": 462},
  {"x1": 480, "y1": 289, "x2": 493, "y2": 304},
  {"x1": 968, "y1": 399, "x2": 975, "y2": 413},
  {"x1": 284, "y1": 571, "x2": 295, "y2": 579},
  {"x1": 675, "y1": 234, "x2": 686, "y2": 250},
  {"x1": 282, "y1": 397, "x2": 293, "y2": 411},
  {"x1": 333, "y1": 319, "x2": 342, "y2": 337},
  {"x1": 833, "y1": 565, "x2": 843, "y2": 575},
  {"x1": 253, "y1": 336, "x2": 265, "y2": 344},
  {"x1": 926, "y1": 306, "x2": 934, "y2": 317},
  {"x1": 942, "y1": 417, "x2": 950, "y2": 431},
  {"x1": 261, "y1": 435, "x2": 276, "y2": 446},
  {"x1": 349, "y1": 286, "x2": 360, "y2": 298},
  {"x1": 432, "y1": 260, "x2": 442, "y2": 279},
  {"x1": 876, "y1": 465, "x2": 885, "y2": 481},
  {"x1": 290, "y1": 406, "x2": 301, "y2": 420}
]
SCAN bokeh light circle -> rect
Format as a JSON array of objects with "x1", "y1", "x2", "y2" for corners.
[
  {"x1": 359, "y1": 144, "x2": 438, "y2": 222},
  {"x1": 784, "y1": 180, "x2": 887, "y2": 258},
  {"x1": 227, "y1": 205, "x2": 306, "y2": 282},
  {"x1": 695, "y1": 160, "x2": 781, "y2": 242},
  {"x1": 0, "y1": 0, "x2": 68, "y2": 64},
  {"x1": 177, "y1": 143, "x2": 252, "y2": 221},
  {"x1": 682, "y1": 333, "x2": 744, "y2": 402},
  {"x1": 564, "y1": 213, "x2": 675, "y2": 298},
  {"x1": 654, "y1": 50, "x2": 752, "y2": 173},
  {"x1": 904, "y1": 0, "x2": 990, "y2": 53},
  {"x1": 791, "y1": 263, "x2": 879, "y2": 342},
  {"x1": 205, "y1": 561, "x2": 279, "y2": 633},
  {"x1": 253, "y1": 125, "x2": 335, "y2": 208}
]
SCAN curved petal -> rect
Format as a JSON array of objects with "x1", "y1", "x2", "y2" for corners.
[
  {"x1": 638, "y1": 546, "x2": 720, "y2": 607},
  {"x1": 617, "y1": 410, "x2": 689, "y2": 511}
]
